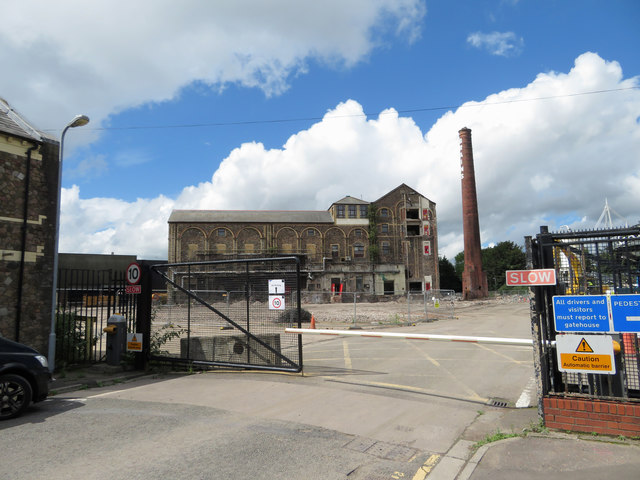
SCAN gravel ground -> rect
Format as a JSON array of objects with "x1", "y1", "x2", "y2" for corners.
[{"x1": 302, "y1": 294, "x2": 529, "y2": 326}]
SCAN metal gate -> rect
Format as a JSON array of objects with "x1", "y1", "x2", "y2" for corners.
[
  {"x1": 150, "y1": 257, "x2": 303, "y2": 372},
  {"x1": 529, "y1": 225, "x2": 640, "y2": 401},
  {"x1": 55, "y1": 268, "x2": 138, "y2": 366}
]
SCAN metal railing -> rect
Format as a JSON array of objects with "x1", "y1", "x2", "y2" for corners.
[{"x1": 54, "y1": 268, "x2": 137, "y2": 367}]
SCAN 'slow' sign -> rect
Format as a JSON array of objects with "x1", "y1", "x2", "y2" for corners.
[{"x1": 506, "y1": 269, "x2": 556, "y2": 286}]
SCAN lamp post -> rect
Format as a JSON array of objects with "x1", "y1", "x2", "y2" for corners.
[{"x1": 48, "y1": 114, "x2": 90, "y2": 372}]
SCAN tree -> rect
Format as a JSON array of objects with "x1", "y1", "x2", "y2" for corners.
[
  {"x1": 482, "y1": 241, "x2": 526, "y2": 290},
  {"x1": 454, "y1": 251, "x2": 465, "y2": 280},
  {"x1": 453, "y1": 241, "x2": 526, "y2": 291},
  {"x1": 439, "y1": 256, "x2": 462, "y2": 292}
]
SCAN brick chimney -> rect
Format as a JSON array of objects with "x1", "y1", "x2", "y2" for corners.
[{"x1": 459, "y1": 128, "x2": 488, "y2": 300}]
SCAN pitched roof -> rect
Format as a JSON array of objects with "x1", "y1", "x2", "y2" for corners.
[
  {"x1": 0, "y1": 98, "x2": 55, "y2": 143},
  {"x1": 374, "y1": 183, "x2": 434, "y2": 204},
  {"x1": 332, "y1": 195, "x2": 369, "y2": 205},
  {"x1": 169, "y1": 210, "x2": 334, "y2": 224}
]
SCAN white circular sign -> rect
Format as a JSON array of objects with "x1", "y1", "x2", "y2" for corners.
[
  {"x1": 126, "y1": 262, "x2": 141, "y2": 285},
  {"x1": 271, "y1": 297, "x2": 282, "y2": 309}
]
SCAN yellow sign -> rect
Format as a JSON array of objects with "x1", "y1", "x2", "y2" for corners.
[
  {"x1": 559, "y1": 353, "x2": 612, "y2": 372},
  {"x1": 127, "y1": 333, "x2": 143, "y2": 352},
  {"x1": 556, "y1": 334, "x2": 615, "y2": 375},
  {"x1": 576, "y1": 338, "x2": 594, "y2": 353}
]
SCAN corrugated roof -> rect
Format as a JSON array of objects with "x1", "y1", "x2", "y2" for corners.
[
  {"x1": 169, "y1": 210, "x2": 335, "y2": 224},
  {"x1": 0, "y1": 98, "x2": 55, "y2": 143}
]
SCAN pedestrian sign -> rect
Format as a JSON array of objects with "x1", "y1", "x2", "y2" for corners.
[
  {"x1": 556, "y1": 334, "x2": 615, "y2": 375},
  {"x1": 610, "y1": 294, "x2": 640, "y2": 332}
]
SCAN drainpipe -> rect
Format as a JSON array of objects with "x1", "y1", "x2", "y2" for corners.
[{"x1": 15, "y1": 144, "x2": 39, "y2": 342}]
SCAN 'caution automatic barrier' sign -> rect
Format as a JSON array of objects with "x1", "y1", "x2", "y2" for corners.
[
  {"x1": 556, "y1": 334, "x2": 615, "y2": 375},
  {"x1": 127, "y1": 333, "x2": 143, "y2": 352}
]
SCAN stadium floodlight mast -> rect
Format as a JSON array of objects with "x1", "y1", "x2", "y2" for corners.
[{"x1": 48, "y1": 114, "x2": 90, "y2": 372}]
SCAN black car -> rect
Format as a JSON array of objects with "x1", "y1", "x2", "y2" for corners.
[{"x1": 0, "y1": 337, "x2": 51, "y2": 420}]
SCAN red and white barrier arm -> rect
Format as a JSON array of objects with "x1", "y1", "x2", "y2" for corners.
[{"x1": 284, "y1": 327, "x2": 534, "y2": 347}]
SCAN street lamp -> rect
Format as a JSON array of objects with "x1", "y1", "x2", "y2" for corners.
[{"x1": 48, "y1": 114, "x2": 90, "y2": 372}]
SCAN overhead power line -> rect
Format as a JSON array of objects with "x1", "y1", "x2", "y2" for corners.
[{"x1": 44, "y1": 86, "x2": 638, "y2": 133}]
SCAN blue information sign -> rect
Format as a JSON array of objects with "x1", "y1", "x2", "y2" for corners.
[
  {"x1": 553, "y1": 295, "x2": 610, "y2": 332},
  {"x1": 610, "y1": 294, "x2": 640, "y2": 333}
]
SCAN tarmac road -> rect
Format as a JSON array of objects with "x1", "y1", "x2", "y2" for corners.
[{"x1": 4, "y1": 300, "x2": 639, "y2": 478}]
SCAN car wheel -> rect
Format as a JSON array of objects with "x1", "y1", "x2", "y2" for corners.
[{"x1": 0, "y1": 374, "x2": 33, "y2": 420}]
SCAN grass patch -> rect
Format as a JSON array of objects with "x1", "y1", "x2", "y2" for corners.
[
  {"x1": 474, "y1": 430, "x2": 521, "y2": 450},
  {"x1": 474, "y1": 419, "x2": 550, "y2": 450}
]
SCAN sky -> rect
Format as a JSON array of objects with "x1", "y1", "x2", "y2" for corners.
[{"x1": 2, "y1": 0, "x2": 639, "y2": 260}]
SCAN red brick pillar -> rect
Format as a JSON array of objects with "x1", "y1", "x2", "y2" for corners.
[{"x1": 459, "y1": 128, "x2": 488, "y2": 299}]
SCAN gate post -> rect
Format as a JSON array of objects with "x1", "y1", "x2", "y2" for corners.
[
  {"x1": 526, "y1": 235, "x2": 545, "y2": 418},
  {"x1": 135, "y1": 263, "x2": 153, "y2": 370}
]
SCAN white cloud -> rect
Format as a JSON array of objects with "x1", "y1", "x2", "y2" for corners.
[
  {"x1": 467, "y1": 31, "x2": 524, "y2": 57},
  {"x1": 59, "y1": 52, "x2": 640, "y2": 260},
  {"x1": 0, "y1": 0, "x2": 425, "y2": 134},
  {"x1": 60, "y1": 186, "x2": 174, "y2": 258}
]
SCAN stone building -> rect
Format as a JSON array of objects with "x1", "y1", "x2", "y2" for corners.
[
  {"x1": 168, "y1": 184, "x2": 439, "y2": 294},
  {"x1": 0, "y1": 98, "x2": 59, "y2": 353}
]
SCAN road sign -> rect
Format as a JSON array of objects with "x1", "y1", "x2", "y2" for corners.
[
  {"x1": 126, "y1": 262, "x2": 141, "y2": 285},
  {"x1": 125, "y1": 285, "x2": 142, "y2": 294},
  {"x1": 610, "y1": 294, "x2": 640, "y2": 332},
  {"x1": 506, "y1": 269, "x2": 556, "y2": 286},
  {"x1": 269, "y1": 295, "x2": 285, "y2": 310},
  {"x1": 553, "y1": 295, "x2": 609, "y2": 332},
  {"x1": 269, "y1": 279, "x2": 285, "y2": 294},
  {"x1": 127, "y1": 333, "x2": 143, "y2": 352},
  {"x1": 556, "y1": 334, "x2": 615, "y2": 374}
]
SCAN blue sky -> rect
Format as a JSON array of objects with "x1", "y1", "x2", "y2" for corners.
[{"x1": 2, "y1": 1, "x2": 639, "y2": 259}]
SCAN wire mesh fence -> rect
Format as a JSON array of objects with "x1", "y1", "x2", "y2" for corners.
[{"x1": 151, "y1": 257, "x2": 302, "y2": 371}]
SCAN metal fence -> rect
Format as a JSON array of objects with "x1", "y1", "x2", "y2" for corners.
[
  {"x1": 151, "y1": 257, "x2": 302, "y2": 372},
  {"x1": 54, "y1": 268, "x2": 137, "y2": 366},
  {"x1": 298, "y1": 289, "x2": 457, "y2": 327},
  {"x1": 530, "y1": 225, "x2": 640, "y2": 401}
]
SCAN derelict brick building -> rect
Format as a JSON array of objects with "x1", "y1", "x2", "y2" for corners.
[
  {"x1": 0, "y1": 98, "x2": 59, "y2": 354},
  {"x1": 168, "y1": 184, "x2": 439, "y2": 294}
]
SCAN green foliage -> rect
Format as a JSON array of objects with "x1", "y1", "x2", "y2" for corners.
[
  {"x1": 150, "y1": 323, "x2": 186, "y2": 356},
  {"x1": 439, "y1": 256, "x2": 461, "y2": 292},
  {"x1": 473, "y1": 429, "x2": 521, "y2": 450},
  {"x1": 454, "y1": 241, "x2": 526, "y2": 291},
  {"x1": 454, "y1": 251, "x2": 465, "y2": 279},
  {"x1": 483, "y1": 241, "x2": 527, "y2": 289},
  {"x1": 55, "y1": 312, "x2": 98, "y2": 367}
]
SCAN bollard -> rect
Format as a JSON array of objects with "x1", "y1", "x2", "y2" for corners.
[{"x1": 104, "y1": 314, "x2": 127, "y2": 366}]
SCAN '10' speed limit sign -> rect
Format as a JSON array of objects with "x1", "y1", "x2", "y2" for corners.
[{"x1": 127, "y1": 262, "x2": 141, "y2": 285}]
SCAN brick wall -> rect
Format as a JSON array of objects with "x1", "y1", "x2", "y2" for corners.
[{"x1": 544, "y1": 395, "x2": 640, "y2": 437}]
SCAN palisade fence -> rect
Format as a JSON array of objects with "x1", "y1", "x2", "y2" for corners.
[
  {"x1": 531, "y1": 225, "x2": 640, "y2": 401},
  {"x1": 54, "y1": 269, "x2": 138, "y2": 367}
]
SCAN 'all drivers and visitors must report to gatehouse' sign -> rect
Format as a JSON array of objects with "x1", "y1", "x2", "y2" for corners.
[{"x1": 553, "y1": 294, "x2": 640, "y2": 333}]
